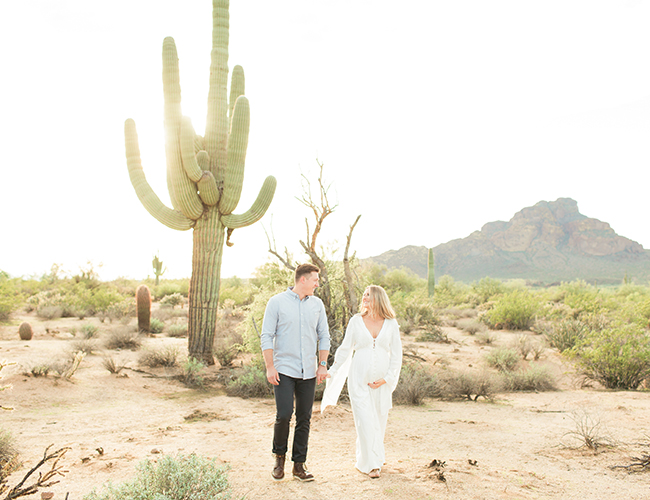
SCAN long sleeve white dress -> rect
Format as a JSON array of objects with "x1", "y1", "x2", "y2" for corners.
[{"x1": 321, "y1": 314, "x2": 402, "y2": 474}]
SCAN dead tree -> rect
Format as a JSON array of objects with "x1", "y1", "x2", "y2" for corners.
[{"x1": 265, "y1": 160, "x2": 361, "y2": 336}]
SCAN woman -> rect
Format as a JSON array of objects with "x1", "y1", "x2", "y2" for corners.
[{"x1": 321, "y1": 285, "x2": 402, "y2": 478}]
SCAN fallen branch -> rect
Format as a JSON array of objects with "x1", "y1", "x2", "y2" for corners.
[{"x1": 2, "y1": 445, "x2": 70, "y2": 499}]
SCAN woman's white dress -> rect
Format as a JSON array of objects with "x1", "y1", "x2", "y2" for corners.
[{"x1": 321, "y1": 314, "x2": 402, "y2": 473}]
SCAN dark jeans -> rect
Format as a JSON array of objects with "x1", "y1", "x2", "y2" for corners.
[{"x1": 272, "y1": 373, "x2": 317, "y2": 463}]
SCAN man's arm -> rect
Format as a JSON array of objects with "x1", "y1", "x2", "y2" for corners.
[
  {"x1": 261, "y1": 297, "x2": 280, "y2": 385},
  {"x1": 316, "y1": 349, "x2": 329, "y2": 384},
  {"x1": 263, "y1": 349, "x2": 280, "y2": 386}
]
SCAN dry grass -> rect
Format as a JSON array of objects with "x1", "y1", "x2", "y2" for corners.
[{"x1": 139, "y1": 346, "x2": 180, "y2": 368}]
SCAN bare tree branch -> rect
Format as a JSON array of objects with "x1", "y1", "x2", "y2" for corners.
[
  {"x1": 343, "y1": 215, "x2": 362, "y2": 317},
  {"x1": 263, "y1": 221, "x2": 296, "y2": 271},
  {"x1": 2, "y1": 445, "x2": 70, "y2": 499}
]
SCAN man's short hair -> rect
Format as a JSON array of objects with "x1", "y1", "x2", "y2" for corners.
[{"x1": 295, "y1": 263, "x2": 320, "y2": 283}]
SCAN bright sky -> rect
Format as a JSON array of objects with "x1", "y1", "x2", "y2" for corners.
[{"x1": 2, "y1": 0, "x2": 650, "y2": 281}]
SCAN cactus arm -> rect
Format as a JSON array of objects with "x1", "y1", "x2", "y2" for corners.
[
  {"x1": 124, "y1": 119, "x2": 194, "y2": 231},
  {"x1": 219, "y1": 96, "x2": 250, "y2": 214},
  {"x1": 222, "y1": 175, "x2": 277, "y2": 229},
  {"x1": 198, "y1": 171, "x2": 220, "y2": 205},
  {"x1": 228, "y1": 65, "x2": 245, "y2": 124},
  {"x1": 205, "y1": 0, "x2": 230, "y2": 181},
  {"x1": 162, "y1": 38, "x2": 204, "y2": 220},
  {"x1": 180, "y1": 117, "x2": 204, "y2": 182}
]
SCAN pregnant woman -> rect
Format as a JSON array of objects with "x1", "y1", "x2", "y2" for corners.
[{"x1": 321, "y1": 285, "x2": 402, "y2": 478}]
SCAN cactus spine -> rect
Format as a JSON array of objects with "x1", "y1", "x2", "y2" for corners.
[
  {"x1": 19, "y1": 322, "x2": 33, "y2": 341},
  {"x1": 152, "y1": 254, "x2": 166, "y2": 286},
  {"x1": 136, "y1": 285, "x2": 152, "y2": 334},
  {"x1": 427, "y1": 248, "x2": 435, "y2": 298},
  {"x1": 124, "y1": 0, "x2": 276, "y2": 363}
]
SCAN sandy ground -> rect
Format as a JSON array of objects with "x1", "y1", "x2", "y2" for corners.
[{"x1": 2, "y1": 314, "x2": 650, "y2": 500}]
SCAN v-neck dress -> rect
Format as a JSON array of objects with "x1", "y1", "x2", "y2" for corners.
[{"x1": 321, "y1": 314, "x2": 402, "y2": 473}]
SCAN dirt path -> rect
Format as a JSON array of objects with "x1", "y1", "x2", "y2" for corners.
[{"x1": 2, "y1": 320, "x2": 650, "y2": 499}]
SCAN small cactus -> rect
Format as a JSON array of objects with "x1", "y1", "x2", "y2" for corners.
[
  {"x1": 19, "y1": 322, "x2": 33, "y2": 341},
  {"x1": 427, "y1": 248, "x2": 435, "y2": 298},
  {"x1": 136, "y1": 285, "x2": 151, "y2": 333}
]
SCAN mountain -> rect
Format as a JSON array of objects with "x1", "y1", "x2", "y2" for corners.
[{"x1": 366, "y1": 198, "x2": 650, "y2": 284}]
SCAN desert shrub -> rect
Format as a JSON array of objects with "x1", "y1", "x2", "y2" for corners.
[
  {"x1": 561, "y1": 409, "x2": 615, "y2": 450},
  {"x1": 432, "y1": 275, "x2": 472, "y2": 307},
  {"x1": 483, "y1": 290, "x2": 539, "y2": 330},
  {"x1": 542, "y1": 319, "x2": 589, "y2": 352},
  {"x1": 502, "y1": 365, "x2": 556, "y2": 391},
  {"x1": 226, "y1": 365, "x2": 273, "y2": 398},
  {"x1": 83, "y1": 453, "x2": 231, "y2": 500},
  {"x1": 560, "y1": 280, "x2": 604, "y2": 316},
  {"x1": 0, "y1": 279, "x2": 23, "y2": 321},
  {"x1": 81, "y1": 323, "x2": 99, "y2": 339},
  {"x1": 457, "y1": 318, "x2": 486, "y2": 335},
  {"x1": 159, "y1": 293, "x2": 185, "y2": 309},
  {"x1": 105, "y1": 327, "x2": 142, "y2": 350},
  {"x1": 513, "y1": 334, "x2": 533, "y2": 360},
  {"x1": 102, "y1": 355, "x2": 127, "y2": 375},
  {"x1": 70, "y1": 339, "x2": 97, "y2": 356},
  {"x1": 0, "y1": 429, "x2": 20, "y2": 481},
  {"x1": 398, "y1": 299, "x2": 440, "y2": 331},
  {"x1": 484, "y1": 347, "x2": 519, "y2": 372},
  {"x1": 416, "y1": 326, "x2": 449, "y2": 343},
  {"x1": 149, "y1": 318, "x2": 165, "y2": 334},
  {"x1": 181, "y1": 358, "x2": 207, "y2": 389},
  {"x1": 214, "y1": 342, "x2": 238, "y2": 368},
  {"x1": 107, "y1": 299, "x2": 136, "y2": 323},
  {"x1": 167, "y1": 323, "x2": 188, "y2": 338},
  {"x1": 50, "y1": 351, "x2": 86, "y2": 379},
  {"x1": 474, "y1": 331, "x2": 498, "y2": 345},
  {"x1": 37, "y1": 305, "x2": 64, "y2": 320},
  {"x1": 393, "y1": 363, "x2": 441, "y2": 405},
  {"x1": 28, "y1": 364, "x2": 51, "y2": 377},
  {"x1": 443, "y1": 308, "x2": 478, "y2": 320},
  {"x1": 570, "y1": 324, "x2": 650, "y2": 389},
  {"x1": 152, "y1": 280, "x2": 189, "y2": 301},
  {"x1": 219, "y1": 276, "x2": 255, "y2": 306},
  {"x1": 139, "y1": 346, "x2": 179, "y2": 368},
  {"x1": 471, "y1": 277, "x2": 506, "y2": 304},
  {"x1": 442, "y1": 369, "x2": 497, "y2": 401}
]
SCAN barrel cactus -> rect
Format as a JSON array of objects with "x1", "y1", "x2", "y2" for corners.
[
  {"x1": 124, "y1": 0, "x2": 276, "y2": 363},
  {"x1": 427, "y1": 248, "x2": 435, "y2": 298},
  {"x1": 136, "y1": 285, "x2": 152, "y2": 334},
  {"x1": 19, "y1": 322, "x2": 33, "y2": 341}
]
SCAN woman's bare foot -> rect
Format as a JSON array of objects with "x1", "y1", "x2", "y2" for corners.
[{"x1": 369, "y1": 469, "x2": 380, "y2": 478}]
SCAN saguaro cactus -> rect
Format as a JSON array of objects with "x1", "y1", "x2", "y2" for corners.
[
  {"x1": 427, "y1": 248, "x2": 435, "y2": 298},
  {"x1": 152, "y1": 254, "x2": 166, "y2": 286},
  {"x1": 124, "y1": 0, "x2": 276, "y2": 364}
]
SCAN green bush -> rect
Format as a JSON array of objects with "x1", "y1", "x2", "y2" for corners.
[
  {"x1": 159, "y1": 293, "x2": 185, "y2": 309},
  {"x1": 484, "y1": 347, "x2": 519, "y2": 372},
  {"x1": 432, "y1": 275, "x2": 472, "y2": 308},
  {"x1": 167, "y1": 323, "x2": 188, "y2": 338},
  {"x1": 226, "y1": 365, "x2": 273, "y2": 398},
  {"x1": 181, "y1": 358, "x2": 206, "y2": 389},
  {"x1": 81, "y1": 323, "x2": 99, "y2": 339},
  {"x1": 543, "y1": 319, "x2": 589, "y2": 352},
  {"x1": 483, "y1": 290, "x2": 539, "y2": 330},
  {"x1": 570, "y1": 324, "x2": 650, "y2": 390},
  {"x1": 471, "y1": 277, "x2": 505, "y2": 304},
  {"x1": 150, "y1": 318, "x2": 165, "y2": 334},
  {"x1": 84, "y1": 453, "x2": 231, "y2": 500},
  {"x1": 502, "y1": 365, "x2": 556, "y2": 392},
  {"x1": 0, "y1": 280, "x2": 23, "y2": 321}
]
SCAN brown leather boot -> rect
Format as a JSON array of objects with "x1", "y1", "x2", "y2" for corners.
[
  {"x1": 292, "y1": 462, "x2": 315, "y2": 481},
  {"x1": 272, "y1": 454, "x2": 285, "y2": 481}
]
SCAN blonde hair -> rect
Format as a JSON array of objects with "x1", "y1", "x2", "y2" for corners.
[{"x1": 360, "y1": 285, "x2": 396, "y2": 319}]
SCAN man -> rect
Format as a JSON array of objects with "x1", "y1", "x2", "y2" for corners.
[{"x1": 261, "y1": 263, "x2": 330, "y2": 481}]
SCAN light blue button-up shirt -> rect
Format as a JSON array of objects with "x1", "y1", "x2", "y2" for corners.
[{"x1": 261, "y1": 287, "x2": 330, "y2": 380}]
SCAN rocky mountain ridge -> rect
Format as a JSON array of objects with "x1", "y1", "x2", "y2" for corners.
[{"x1": 366, "y1": 198, "x2": 649, "y2": 284}]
